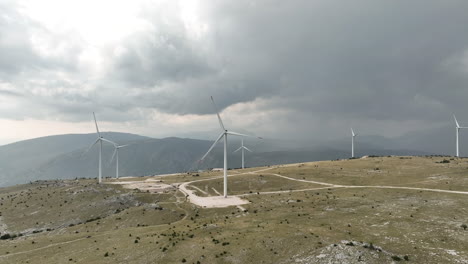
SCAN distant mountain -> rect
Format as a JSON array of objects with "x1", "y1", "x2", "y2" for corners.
[
  {"x1": 311, "y1": 125, "x2": 463, "y2": 157},
  {"x1": 0, "y1": 133, "x2": 150, "y2": 187},
  {"x1": 392, "y1": 126, "x2": 457, "y2": 155},
  {"x1": 0, "y1": 132, "x2": 438, "y2": 188}
]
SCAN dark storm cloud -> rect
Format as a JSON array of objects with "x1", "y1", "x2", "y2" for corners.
[
  {"x1": 2, "y1": 0, "x2": 468, "y2": 137},
  {"x1": 95, "y1": 0, "x2": 468, "y2": 124},
  {"x1": 0, "y1": 1, "x2": 91, "y2": 122},
  {"x1": 110, "y1": 33, "x2": 216, "y2": 87}
]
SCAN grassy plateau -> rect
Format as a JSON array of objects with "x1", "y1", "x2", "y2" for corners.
[{"x1": 0, "y1": 156, "x2": 466, "y2": 263}]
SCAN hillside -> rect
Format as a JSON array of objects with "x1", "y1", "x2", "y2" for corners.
[
  {"x1": 0, "y1": 156, "x2": 466, "y2": 263},
  {"x1": 0, "y1": 133, "x2": 151, "y2": 187},
  {"x1": 0, "y1": 133, "x2": 434, "y2": 188}
]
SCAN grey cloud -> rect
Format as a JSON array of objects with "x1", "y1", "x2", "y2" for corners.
[
  {"x1": 100, "y1": 0, "x2": 468, "y2": 124},
  {"x1": 0, "y1": 3, "x2": 43, "y2": 78},
  {"x1": 0, "y1": 3, "x2": 82, "y2": 80},
  {"x1": 0, "y1": 88, "x2": 22, "y2": 97},
  {"x1": 110, "y1": 33, "x2": 216, "y2": 87},
  {"x1": 2, "y1": 0, "x2": 468, "y2": 141},
  {"x1": 0, "y1": 2, "x2": 90, "y2": 121}
]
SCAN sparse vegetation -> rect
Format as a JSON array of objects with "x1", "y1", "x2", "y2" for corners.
[
  {"x1": 0, "y1": 156, "x2": 465, "y2": 263},
  {"x1": 0, "y1": 234, "x2": 12, "y2": 240}
]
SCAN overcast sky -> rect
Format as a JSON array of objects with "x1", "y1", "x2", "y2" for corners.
[{"x1": 1, "y1": 0, "x2": 468, "y2": 145}]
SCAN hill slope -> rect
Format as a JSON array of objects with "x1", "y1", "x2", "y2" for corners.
[
  {"x1": 0, "y1": 156, "x2": 466, "y2": 263},
  {"x1": 0, "y1": 133, "x2": 436, "y2": 187}
]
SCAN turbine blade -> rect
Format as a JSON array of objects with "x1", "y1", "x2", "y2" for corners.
[
  {"x1": 233, "y1": 146, "x2": 242, "y2": 153},
  {"x1": 351, "y1": 127, "x2": 355, "y2": 137},
  {"x1": 118, "y1": 144, "x2": 130, "y2": 148},
  {"x1": 84, "y1": 138, "x2": 100, "y2": 154},
  {"x1": 244, "y1": 146, "x2": 253, "y2": 152},
  {"x1": 454, "y1": 114, "x2": 460, "y2": 128},
  {"x1": 200, "y1": 132, "x2": 225, "y2": 161},
  {"x1": 93, "y1": 112, "x2": 101, "y2": 136},
  {"x1": 101, "y1": 137, "x2": 116, "y2": 145},
  {"x1": 226, "y1": 131, "x2": 255, "y2": 138},
  {"x1": 211, "y1": 96, "x2": 225, "y2": 131},
  {"x1": 110, "y1": 148, "x2": 117, "y2": 163}
]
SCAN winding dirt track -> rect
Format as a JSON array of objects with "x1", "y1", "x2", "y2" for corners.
[
  {"x1": 3, "y1": 163, "x2": 467, "y2": 258},
  {"x1": 179, "y1": 164, "x2": 468, "y2": 208}
]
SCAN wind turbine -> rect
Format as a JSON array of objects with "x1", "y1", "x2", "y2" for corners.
[
  {"x1": 200, "y1": 96, "x2": 261, "y2": 198},
  {"x1": 110, "y1": 143, "x2": 129, "y2": 179},
  {"x1": 85, "y1": 112, "x2": 116, "y2": 183},
  {"x1": 234, "y1": 138, "x2": 252, "y2": 169},
  {"x1": 454, "y1": 115, "x2": 468, "y2": 157},
  {"x1": 351, "y1": 127, "x2": 357, "y2": 158}
]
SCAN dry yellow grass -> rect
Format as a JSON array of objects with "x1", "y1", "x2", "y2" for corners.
[{"x1": 0, "y1": 156, "x2": 466, "y2": 263}]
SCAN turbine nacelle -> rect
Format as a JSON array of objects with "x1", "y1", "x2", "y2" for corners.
[
  {"x1": 234, "y1": 146, "x2": 253, "y2": 153},
  {"x1": 110, "y1": 144, "x2": 129, "y2": 163},
  {"x1": 200, "y1": 97, "x2": 261, "y2": 162}
]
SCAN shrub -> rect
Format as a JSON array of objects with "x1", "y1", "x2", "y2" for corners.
[
  {"x1": 85, "y1": 216, "x2": 101, "y2": 223},
  {"x1": 0, "y1": 234, "x2": 11, "y2": 240},
  {"x1": 437, "y1": 159, "x2": 450, "y2": 164}
]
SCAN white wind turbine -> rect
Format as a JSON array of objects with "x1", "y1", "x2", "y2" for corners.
[
  {"x1": 85, "y1": 112, "x2": 116, "y2": 183},
  {"x1": 351, "y1": 127, "x2": 357, "y2": 158},
  {"x1": 110, "y1": 143, "x2": 129, "y2": 179},
  {"x1": 454, "y1": 115, "x2": 468, "y2": 157},
  {"x1": 234, "y1": 138, "x2": 252, "y2": 169},
  {"x1": 200, "y1": 96, "x2": 261, "y2": 198}
]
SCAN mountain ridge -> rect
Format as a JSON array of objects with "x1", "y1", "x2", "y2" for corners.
[{"x1": 0, "y1": 132, "x2": 438, "y2": 188}]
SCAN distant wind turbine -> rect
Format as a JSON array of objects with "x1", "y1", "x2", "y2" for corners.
[
  {"x1": 110, "y1": 143, "x2": 129, "y2": 179},
  {"x1": 234, "y1": 138, "x2": 252, "y2": 169},
  {"x1": 351, "y1": 127, "x2": 357, "y2": 158},
  {"x1": 200, "y1": 96, "x2": 261, "y2": 198},
  {"x1": 85, "y1": 112, "x2": 116, "y2": 183},
  {"x1": 454, "y1": 115, "x2": 468, "y2": 157}
]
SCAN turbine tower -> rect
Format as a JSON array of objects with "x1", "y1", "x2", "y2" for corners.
[
  {"x1": 110, "y1": 144, "x2": 129, "y2": 179},
  {"x1": 351, "y1": 127, "x2": 357, "y2": 158},
  {"x1": 200, "y1": 96, "x2": 261, "y2": 198},
  {"x1": 234, "y1": 138, "x2": 252, "y2": 169},
  {"x1": 85, "y1": 112, "x2": 116, "y2": 183},
  {"x1": 454, "y1": 115, "x2": 468, "y2": 157}
]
